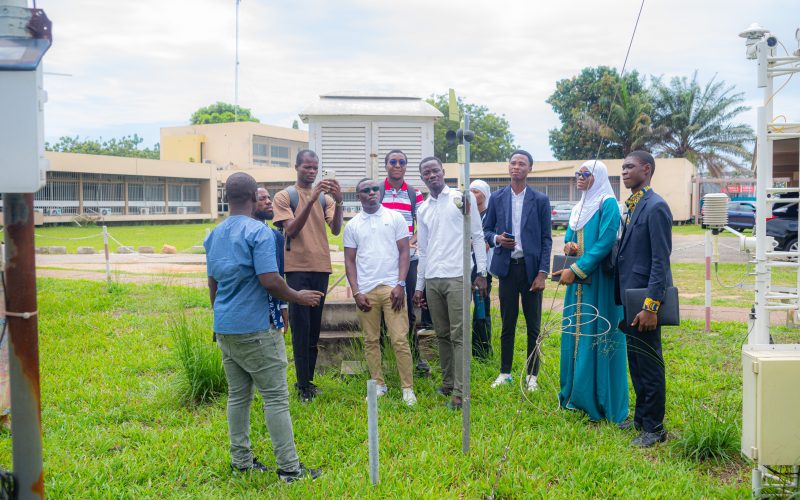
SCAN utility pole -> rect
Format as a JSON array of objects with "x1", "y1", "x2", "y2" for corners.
[
  {"x1": 234, "y1": 0, "x2": 240, "y2": 122},
  {"x1": 0, "y1": 1, "x2": 52, "y2": 498}
]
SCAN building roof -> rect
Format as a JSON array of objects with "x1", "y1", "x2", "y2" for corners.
[
  {"x1": 299, "y1": 91, "x2": 443, "y2": 121},
  {"x1": 161, "y1": 121, "x2": 308, "y2": 143},
  {"x1": 47, "y1": 152, "x2": 214, "y2": 179}
]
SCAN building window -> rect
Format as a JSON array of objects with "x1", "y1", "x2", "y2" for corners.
[
  {"x1": 271, "y1": 160, "x2": 290, "y2": 167},
  {"x1": 271, "y1": 145, "x2": 289, "y2": 159},
  {"x1": 253, "y1": 143, "x2": 268, "y2": 157},
  {"x1": 253, "y1": 159, "x2": 268, "y2": 165}
]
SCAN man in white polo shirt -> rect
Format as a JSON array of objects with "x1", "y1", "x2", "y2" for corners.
[{"x1": 344, "y1": 178, "x2": 417, "y2": 406}]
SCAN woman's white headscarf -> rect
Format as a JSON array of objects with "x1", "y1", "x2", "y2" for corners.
[
  {"x1": 568, "y1": 160, "x2": 616, "y2": 231},
  {"x1": 469, "y1": 180, "x2": 491, "y2": 211}
]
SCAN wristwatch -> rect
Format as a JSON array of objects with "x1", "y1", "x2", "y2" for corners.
[
  {"x1": 397, "y1": 280, "x2": 406, "y2": 287},
  {"x1": 479, "y1": 271, "x2": 488, "y2": 278}
]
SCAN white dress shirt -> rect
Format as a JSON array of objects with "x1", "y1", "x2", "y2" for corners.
[
  {"x1": 343, "y1": 206, "x2": 409, "y2": 294},
  {"x1": 510, "y1": 187, "x2": 525, "y2": 259},
  {"x1": 415, "y1": 185, "x2": 487, "y2": 291}
]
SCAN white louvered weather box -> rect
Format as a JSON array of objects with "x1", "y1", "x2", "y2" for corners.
[{"x1": 300, "y1": 92, "x2": 442, "y2": 190}]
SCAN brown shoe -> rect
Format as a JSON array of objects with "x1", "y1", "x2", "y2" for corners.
[{"x1": 446, "y1": 396, "x2": 463, "y2": 410}]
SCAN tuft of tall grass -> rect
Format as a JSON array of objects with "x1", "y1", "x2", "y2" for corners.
[
  {"x1": 672, "y1": 401, "x2": 740, "y2": 464},
  {"x1": 169, "y1": 315, "x2": 226, "y2": 405}
]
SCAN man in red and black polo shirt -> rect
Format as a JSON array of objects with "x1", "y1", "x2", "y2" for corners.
[{"x1": 381, "y1": 149, "x2": 431, "y2": 376}]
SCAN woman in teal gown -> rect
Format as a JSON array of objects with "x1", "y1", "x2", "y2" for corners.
[{"x1": 553, "y1": 160, "x2": 628, "y2": 423}]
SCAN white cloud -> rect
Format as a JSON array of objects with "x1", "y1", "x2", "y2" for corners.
[{"x1": 40, "y1": 0, "x2": 800, "y2": 160}]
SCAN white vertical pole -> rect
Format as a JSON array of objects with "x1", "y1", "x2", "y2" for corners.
[
  {"x1": 102, "y1": 225, "x2": 111, "y2": 285},
  {"x1": 461, "y1": 114, "x2": 471, "y2": 455},
  {"x1": 704, "y1": 230, "x2": 712, "y2": 333},
  {"x1": 234, "y1": 0, "x2": 240, "y2": 122},
  {"x1": 750, "y1": 38, "x2": 775, "y2": 345},
  {"x1": 366, "y1": 379, "x2": 379, "y2": 485}
]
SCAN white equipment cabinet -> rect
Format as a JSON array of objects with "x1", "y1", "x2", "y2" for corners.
[
  {"x1": 741, "y1": 345, "x2": 800, "y2": 465},
  {"x1": 300, "y1": 91, "x2": 442, "y2": 188}
]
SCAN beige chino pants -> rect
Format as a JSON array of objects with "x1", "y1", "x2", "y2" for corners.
[{"x1": 357, "y1": 285, "x2": 414, "y2": 389}]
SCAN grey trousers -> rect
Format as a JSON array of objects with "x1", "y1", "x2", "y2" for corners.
[
  {"x1": 216, "y1": 329, "x2": 300, "y2": 472},
  {"x1": 425, "y1": 277, "x2": 465, "y2": 397}
]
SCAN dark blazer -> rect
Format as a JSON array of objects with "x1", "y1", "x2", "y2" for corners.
[
  {"x1": 614, "y1": 189, "x2": 673, "y2": 306},
  {"x1": 484, "y1": 185, "x2": 552, "y2": 284}
]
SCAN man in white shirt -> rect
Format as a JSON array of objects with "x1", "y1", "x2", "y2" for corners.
[
  {"x1": 413, "y1": 157, "x2": 487, "y2": 410},
  {"x1": 344, "y1": 178, "x2": 417, "y2": 406}
]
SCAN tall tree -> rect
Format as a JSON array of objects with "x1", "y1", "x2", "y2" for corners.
[
  {"x1": 579, "y1": 81, "x2": 664, "y2": 157},
  {"x1": 292, "y1": 120, "x2": 299, "y2": 129},
  {"x1": 650, "y1": 73, "x2": 754, "y2": 177},
  {"x1": 427, "y1": 94, "x2": 517, "y2": 163},
  {"x1": 547, "y1": 66, "x2": 646, "y2": 160},
  {"x1": 190, "y1": 102, "x2": 260, "y2": 125},
  {"x1": 45, "y1": 134, "x2": 160, "y2": 159}
]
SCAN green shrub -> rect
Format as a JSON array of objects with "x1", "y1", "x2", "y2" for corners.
[
  {"x1": 672, "y1": 401, "x2": 740, "y2": 463},
  {"x1": 169, "y1": 315, "x2": 226, "y2": 404}
]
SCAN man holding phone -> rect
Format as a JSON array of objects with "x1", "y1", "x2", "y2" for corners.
[
  {"x1": 273, "y1": 149, "x2": 344, "y2": 402},
  {"x1": 483, "y1": 150, "x2": 552, "y2": 392}
]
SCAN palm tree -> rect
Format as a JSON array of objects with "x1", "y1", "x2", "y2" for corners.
[
  {"x1": 650, "y1": 73, "x2": 754, "y2": 178},
  {"x1": 579, "y1": 81, "x2": 664, "y2": 156}
]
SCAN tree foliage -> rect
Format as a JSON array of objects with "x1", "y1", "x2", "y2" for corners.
[
  {"x1": 650, "y1": 72, "x2": 754, "y2": 177},
  {"x1": 547, "y1": 66, "x2": 754, "y2": 175},
  {"x1": 190, "y1": 102, "x2": 260, "y2": 125},
  {"x1": 45, "y1": 134, "x2": 160, "y2": 159},
  {"x1": 579, "y1": 80, "x2": 665, "y2": 157},
  {"x1": 427, "y1": 94, "x2": 517, "y2": 163},
  {"x1": 548, "y1": 66, "x2": 646, "y2": 160}
]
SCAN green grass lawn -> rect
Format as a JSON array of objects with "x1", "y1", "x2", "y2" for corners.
[
  {"x1": 34, "y1": 222, "x2": 345, "y2": 254},
  {"x1": 34, "y1": 222, "x2": 217, "y2": 253},
  {"x1": 0, "y1": 278, "x2": 767, "y2": 497}
]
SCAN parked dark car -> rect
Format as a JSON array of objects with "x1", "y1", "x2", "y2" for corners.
[
  {"x1": 551, "y1": 202, "x2": 574, "y2": 229},
  {"x1": 727, "y1": 201, "x2": 756, "y2": 232},
  {"x1": 767, "y1": 203, "x2": 798, "y2": 252}
]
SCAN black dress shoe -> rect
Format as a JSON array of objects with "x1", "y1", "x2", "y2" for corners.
[
  {"x1": 277, "y1": 463, "x2": 323, "y2": 483},
  {"x1": 416, "y1": 359, "x2": 432, "y2": 376},
  {"x1": 231, "y1": 457, "x2": 269, "y2": 473},
  {"x1": 618, "y1": 420, "x2": 642, "y2": 431},
  {"x1": 436, "y1": 386, "x2": 453, "y2": 397},
  {"x1": 631, "y1": 431, "x2": 667, "y2": 448}
]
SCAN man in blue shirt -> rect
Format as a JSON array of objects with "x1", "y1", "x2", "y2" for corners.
[{"x1": 206, "y1": 172, "x2": 323, "y2": 482}]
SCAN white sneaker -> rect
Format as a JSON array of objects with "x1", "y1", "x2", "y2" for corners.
[
  {"x1": 526, "y1": 375, "x2": 538, "y2": 392},
  {"x1": 491, "y1": 373, "x2": 513, "y2": 388},
  {"x1": 402, "y1": 388, "x2": 417, "y2": 406},
  {"x1": 376, "y1": 384, "x2": 388, "y2": 397}
]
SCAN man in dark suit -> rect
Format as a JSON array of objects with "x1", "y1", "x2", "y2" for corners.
[
  {"x1": 484, "y1": 150, "x2": 552, "y2": 392},
  {"x1": 614, "y1": 150, "x2": 673, "y2": 448}
]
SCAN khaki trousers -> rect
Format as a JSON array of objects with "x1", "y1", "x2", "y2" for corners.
[
  {"x1": 425, "y1": 277, "x2": 464, "y2": 397},
  {"x1": 357, "y1": 285, "x2": 413, "y2": 388}
]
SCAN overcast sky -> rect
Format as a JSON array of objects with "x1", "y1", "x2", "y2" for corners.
[{"x1": 40, "y1": 0, "x2": 800, "y2": 161}]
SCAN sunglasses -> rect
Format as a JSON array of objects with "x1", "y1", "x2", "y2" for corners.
[
  {"x1": 359, "y1": 185, "x2": 381, "y2": 194},
  {"x1": 388, "y1": 159, "x2": 407, "y2": 167},
  {"x1": 575, "y1": 171, "x2": 592, "y2": 179}
]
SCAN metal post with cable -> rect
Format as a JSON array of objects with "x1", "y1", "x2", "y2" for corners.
[
  {"x1": 461, "y1": 112, "x2": 473, "y2": 454},
  {"x1": 0, "y1": 2, "x2": 52, "y2": 498}
]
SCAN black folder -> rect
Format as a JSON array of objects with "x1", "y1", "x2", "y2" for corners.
[
  {"x1": 624, "y1": 286, "x2": 680, "y2": 327},
  {"x1": 551, "y1": 254, "x2": 591, "y2": 284}
]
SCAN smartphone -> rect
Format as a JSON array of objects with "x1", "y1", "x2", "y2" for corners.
[
  {"x1": 321, "y1": 169, "x2": 336, "y2": 181},
  {"x1": 504, "y1": 232, "x2": 515, "y2": 240}
]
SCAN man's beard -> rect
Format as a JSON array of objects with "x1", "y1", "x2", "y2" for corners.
[{"x1": 254, "y1": 209, "x2": 273, "y2": 220}]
